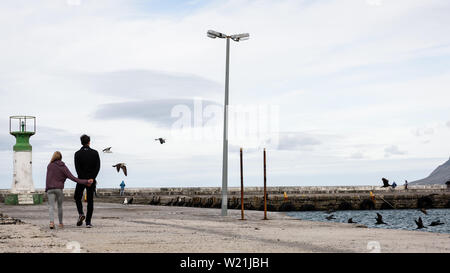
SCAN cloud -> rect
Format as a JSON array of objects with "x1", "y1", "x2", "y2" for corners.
[
  {"x1": 94, "y1": 98, "x2": 221, "y2": 127},
  {"x1": 349, "y1": 152, "x2": 365, "y2": 159},
  {"x1": 276, "y1": 132, "x2": 322, "y2": 151},
  {"x1": 447, "y1": 121, "x2": 450, "y2": 128},
  {"x1": 0, "y1": 134, "x2": 14, "y2": 151},
  {"x1": 412, "y1": 127, "x2": 435, "y2": 136},
  {"x1": 384, "y1": 145, "x2": 407, "y2": 157},
  {"x1": 32, "y1": 126, "x2": 82, "y2": 153},
  {"x1": 78, "y1": 70, "x2": 222, "y2": 100}
]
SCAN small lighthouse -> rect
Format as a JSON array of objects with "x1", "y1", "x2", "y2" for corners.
[{"x1": 5, "y1": 116, "x2": 42, "y2": 205}]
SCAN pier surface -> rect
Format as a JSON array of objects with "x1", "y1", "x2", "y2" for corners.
[{"x1": 1, "y1": 203, "x2": 449, "y2": 253}]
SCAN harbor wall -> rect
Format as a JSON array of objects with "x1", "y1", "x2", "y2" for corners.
[{"x1": 1, "y1": 185, "x2": 449, "y2": 211}]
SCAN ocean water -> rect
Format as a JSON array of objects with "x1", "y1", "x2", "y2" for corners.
[{"x1": 286, "y1": 209, "x2": 450, "y2": 234}]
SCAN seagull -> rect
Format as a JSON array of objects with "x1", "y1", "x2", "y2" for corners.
[
  {"x1": 419, "y1": 208, "x2": 428, "y2": 215},
  {"x1": 381, "y1": 178, "x2": 390, "y2": 188},
  {"x1": 155, "y1": 138, "x2": 166, "y2": 144},
  {"x1": 375, "y1": 213, "x2": 387, "y2": 225},
  {"x1": 348, "y1": 218, "x2": 357, "y2": 224},
  {"x1": 113, "y1": 163, "x2": 127, "y2": 176},
  {"x1": 103, "y1": 147, "x2": 112, "y2": 153},
  {"x1": 415, "y1": 217, "x2": 426, "y2": 229},
  {"x1": 325, "y1": 215, "x2": 336, "y2": 220},
  {"x1": 429, "y1": 220, "x2": 444, "y2": 227},
  {"x1": 123, "y1": 197, "x2": 133, "y2": 205}
]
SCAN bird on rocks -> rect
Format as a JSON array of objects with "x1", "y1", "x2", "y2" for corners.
[
  {"x1": 155, "y1": 138, "x2": 166, "y2": 144},
  {"x1": 429, "y1": 220, "x2": 444, "y2": 227},
  {"x1": 415, "y1": 217, "x2": 426, "y2": 229},
  {"x1": 348, "y1": 218, "x2": 357, "y2": 224},
  {"x1": 326, "y1": 215, "x2": 336, "y2": 220},
  {"x1": 103, "y1": 147, "x2": 112, "y2": 153},
  {"x1": 113, "y1": 163, "x2": 127, "y2": 176},
  {"x1": 375, "y1": 213, "x2": 387, "y2": 225}
]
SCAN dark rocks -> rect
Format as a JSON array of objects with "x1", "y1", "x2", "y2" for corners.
[
  {"x1": 417, "y1": 196, "x2": 433, "y2": 209},
  {"x1": 338, "y1": 201, "x2": 352, "y2": 210},
  {"x1": 0, "y1": 213, "x2": 22, "y2": 225},
  {"x1": 279, "y1": 202, "x2": 295, "y2": 212},
  {"x1": 300, "y1": 204, "x2": 316, "y2": 211},
  {"x1": 359, "y1": 199, "x2": 375, "y2": 210}
]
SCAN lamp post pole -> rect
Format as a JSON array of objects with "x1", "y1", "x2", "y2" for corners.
[
  {"x1": 221, "y1": 36, "x2": 230, "y2": 216},
  {"x1": 207, "y1": 30, "x2": 249, "y2": 216}
]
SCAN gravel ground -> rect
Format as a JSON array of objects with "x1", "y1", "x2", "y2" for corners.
[{"x1": 1, "y1": 203, "x2": 449, "y2": 253}]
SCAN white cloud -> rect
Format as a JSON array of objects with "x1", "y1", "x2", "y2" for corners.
[{"x1": 384, "y1": 145, "x2": 407, "y2": 157}]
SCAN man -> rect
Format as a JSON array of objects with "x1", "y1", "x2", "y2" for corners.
[
  {"x1": 120, "y1": 180, "x2": 125, "y2": 196},
  {"x1": 74, "y1": 134, "x2": 101, "y2": 228}
]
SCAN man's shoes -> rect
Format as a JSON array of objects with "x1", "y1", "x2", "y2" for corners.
[
  {"x1": 86, "y1": 223, "x2": 93, "y2": 228},
  {"x1": 77, "y1": 215, "x2": 85, "y2": 226}
]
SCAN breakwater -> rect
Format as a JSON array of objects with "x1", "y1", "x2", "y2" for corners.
[{"x1": 2, "y1": 185, "x2": 449, "y2": 211}]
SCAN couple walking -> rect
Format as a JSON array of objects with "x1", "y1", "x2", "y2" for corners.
[{"x1": 45, "y1": 134, "x2": 101, "y2": 229}]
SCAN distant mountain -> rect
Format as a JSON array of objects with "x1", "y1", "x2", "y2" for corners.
[{"x1": 410, "y1": 157, "x2": 450, "y2": 185}]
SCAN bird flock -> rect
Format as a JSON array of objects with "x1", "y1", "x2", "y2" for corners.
[
  {"x1": 102, "y1": 138, "x2": 166, "y2": 177},
  {"x1": 101, "y1": 139, "x2": 166, "y2": 204},
  {"x1": 325, "y1": 208, "x2": 445, "y2": 230}
]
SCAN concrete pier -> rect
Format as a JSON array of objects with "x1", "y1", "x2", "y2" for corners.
[
  {"x1": 2, "y1": 185, "x2": 448, "y2": 211},
  {"x1": 1, "y1": 203, "x2": 450, "y2": 253}
]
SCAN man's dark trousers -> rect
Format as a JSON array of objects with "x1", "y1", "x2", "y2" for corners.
[{"x1": 74, "y1": 181, "x2": 95, "y2": 224}]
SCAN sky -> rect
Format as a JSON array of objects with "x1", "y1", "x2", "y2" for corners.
[{"x1": 0, "y1": 0, "x2": 450, "y2": 189}]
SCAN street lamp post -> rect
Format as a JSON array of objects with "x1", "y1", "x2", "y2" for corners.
[{"x1": 207, "y1": 30, "x2": 249, "y2": 216}]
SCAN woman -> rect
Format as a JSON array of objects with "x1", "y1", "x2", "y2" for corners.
[{"x1": 45, "y1": 151, "x2": 93, "y2": 229}]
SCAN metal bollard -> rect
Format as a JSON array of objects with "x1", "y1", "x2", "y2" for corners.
[
  {"x1": 263, "y1": 148, "x2": 268, "y2": 220},
  {"x1": 240, "y1": 147, "x2": 245, "y2": 220}
]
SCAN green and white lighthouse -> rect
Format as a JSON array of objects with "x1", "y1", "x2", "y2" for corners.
[{"x1": 5, "y1": 116, "x2": 42, "y2": 205}]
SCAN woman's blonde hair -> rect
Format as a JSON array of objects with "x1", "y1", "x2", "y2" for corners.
[{"x1": 50, "y1": 151, "x2": 62, "y2": 163}]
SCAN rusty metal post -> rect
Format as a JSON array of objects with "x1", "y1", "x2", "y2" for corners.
[
  {"x1": 263, "y1": 148, "x2": 268, "y2": 220},
  {"x1": 240, "y1": 147, "x2": 245, "y2": 220}
]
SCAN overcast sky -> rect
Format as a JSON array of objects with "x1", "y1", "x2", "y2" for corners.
[{"x1": 1, "y1": 0, "x2": 450, "y2": 189}]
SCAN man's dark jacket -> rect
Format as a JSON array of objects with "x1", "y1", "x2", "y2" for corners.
[{"x1": 74, "y1": 146, "x2": 101, "y2": 181}]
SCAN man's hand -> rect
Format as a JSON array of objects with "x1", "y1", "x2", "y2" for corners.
[{"x1": 87, "y1": 179, "x2": 94, "y2": 187}]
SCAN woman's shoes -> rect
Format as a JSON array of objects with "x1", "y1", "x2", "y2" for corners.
[
  {"x1": 58, "y1": 224, "x2": 64, "y2": 229},
  {"x1": 49, "y1": 222, "x2": 55, "y2": 229}
]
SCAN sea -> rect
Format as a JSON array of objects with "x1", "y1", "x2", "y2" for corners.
[{"x1": 287, "y1": 208, "x2": 450, "y2": 234}]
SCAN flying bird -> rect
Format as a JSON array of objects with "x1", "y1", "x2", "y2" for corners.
[
  {"x1": 414, "y1": 217, "x2": 426, "y2": 229},
  {"x1": 113, "y1": 163, "x2": 127, "y2": 176},
  {"x1": 429, "y1": 220, "x2": 444, "y2": 227},
  {"x1": 375, "y1": 213, "x2": 387, "y2": 225},
  {"x1": 348, "y1": 218, "x2": 357, "y2": 224},
  {"x1": 381, "y1": 178, "x2": 390, "y2": 188},
  {"x1": 155, "y1": 138, "x2": 166, "y2": 144},
  {"x1": 325, "y1": 215, "x2": 336, "y2": 220},
  {"x1": 103, "y1": 147, "x2": 112, "y2": 153}
]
